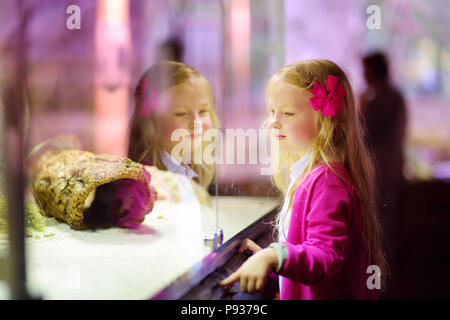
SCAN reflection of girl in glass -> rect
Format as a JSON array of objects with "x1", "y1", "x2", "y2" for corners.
[
  {"x1": 113, "y1": 61, "x2": 219, "y2": 228},
  {"x1": 220, "y1": 60, "x2": 388, "y2": 300},
  {"x1": 128, "y1": 60, "x2": 220, "y2": 188}
]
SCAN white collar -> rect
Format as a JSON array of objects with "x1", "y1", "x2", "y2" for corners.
[
  {"x1": 159, "y1": 149, "x2": 198, "y2": 180},
  {"x1": 278, "y1": 151, "x2": 313, "y2": 243},
  {"x1": 289, "y1": 151, "x2": 313, "y2": 182}
]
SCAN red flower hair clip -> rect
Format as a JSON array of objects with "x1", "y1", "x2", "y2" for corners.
[
  {"x1": 137, "y1": 78, "x2": 160, "y2": 117},
  {"x1": 309, "y1": 75, "x2": 346, "y2": 117}
]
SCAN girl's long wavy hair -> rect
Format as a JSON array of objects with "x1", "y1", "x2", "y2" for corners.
[
  {"x1": 266, "y1": 59, "x2": 389, "y2": 289},
  {"x1": 128, "y1": 60, "x2": 220, "y2": 188}
]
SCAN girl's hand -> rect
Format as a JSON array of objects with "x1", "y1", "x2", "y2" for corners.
[
  {"x1": 219, "y1": 248, "x2": 278, "y2": 293},
  {"x1": 238, "y1": 239, "x2": 262, "y2": 255}
]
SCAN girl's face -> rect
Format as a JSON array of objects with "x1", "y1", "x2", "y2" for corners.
[
  {"x1": 265, "y1": 77, "x2": 316, "y2": 154},
  {"x1": 155, "y1": 76, "x2": 214, "y2": 156}
]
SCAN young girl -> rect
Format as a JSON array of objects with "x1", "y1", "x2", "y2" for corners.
[
  {"x1": 219, "y1": 59, "x2": 388, "y2": 299},
  {"x1": 113, "y1": 60, "x2": 220, "y2": 228}
]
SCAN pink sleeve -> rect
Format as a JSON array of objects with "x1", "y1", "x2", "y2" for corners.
[{"x1": 279, "y1": 179, "x2": 351, "y2": 285}]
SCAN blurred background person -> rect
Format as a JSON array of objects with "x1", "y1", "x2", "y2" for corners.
[
  {"x1": 156, "y1": 36, "x2": 185, "y2": 62},
  {"x1": 359, "y1": 51, "x2": 407, "y2": 285}
]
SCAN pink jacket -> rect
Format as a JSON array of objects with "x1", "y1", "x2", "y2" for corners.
[{"x1": 279, "y1": 162, "x2": 379, "y2": 300}]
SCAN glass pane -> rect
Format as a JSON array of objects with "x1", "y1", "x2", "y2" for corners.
[
  {"x1": 0, "y1": 88, "x2": 8, "y2": 299},
  {"x1": 0, "y1": 0, "x2": 226, "y2": 299},
  {"x1": 213, "y1": 0, "x2": 284, "y2": 243}
]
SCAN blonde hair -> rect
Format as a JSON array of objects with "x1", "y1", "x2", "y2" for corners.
[
  {"x1": 128, "y1": 60, "x2": 220, "y2": 188},
  {"x1": 266, "y1": 59, "x2": 389, "y2": 289}
]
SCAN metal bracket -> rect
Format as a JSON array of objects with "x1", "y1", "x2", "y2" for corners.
[{"x1": 203, "y1": 228, "x2": 223, "y2": 251}]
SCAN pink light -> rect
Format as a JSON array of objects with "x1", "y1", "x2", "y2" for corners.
[
  {"x1": 230, "y1": 0, "x2": 250, "y2": 112},
  {"x1": 94, "y1": 0, "x2": 131, "y2": 157},
  {"x1": 97, "y1": 0, "x2": 129, "y2": 25}
]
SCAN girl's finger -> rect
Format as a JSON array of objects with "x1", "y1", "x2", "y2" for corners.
[
  {"x1": 238, "y1": 239, "x2": 251, "y2": 253},
  {"x1": 219, "y1": 271, "x2": 240, "y2": 287},
  {"x1": 247, "y1": 277, "x2": 255, "y2": 293},
  {"x1": 239, "y1": 239, "x2": 261, "y2": 254},
  {"x1": 240, "y1": 276, "x2": 248, "y2": 293},
  {"x1": 255, "y1": 278, "x2": 264, "y2": 292}
]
